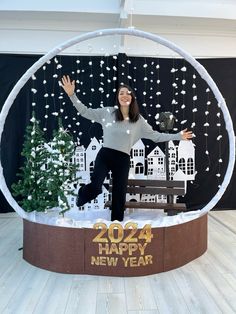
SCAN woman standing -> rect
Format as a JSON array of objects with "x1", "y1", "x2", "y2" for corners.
[{"x1": 61, "y1": 75, "x2": 192, "y2": 221}]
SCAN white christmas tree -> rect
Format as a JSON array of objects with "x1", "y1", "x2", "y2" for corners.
[{"x1": 46, "y1": 119, "x2": 79, "y2": 215}]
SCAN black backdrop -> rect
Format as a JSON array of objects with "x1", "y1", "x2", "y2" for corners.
[{"x1": 0, "y1": 53, "x2": 236, "y2": 213}]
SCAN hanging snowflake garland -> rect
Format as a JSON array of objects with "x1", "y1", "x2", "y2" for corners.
[
  {"x1": 179, "y1": 61, "x2": 187, "y2": 127},
  {"x1": 171, "y1": 59, "x2": 179, "y2": 125},
  {"x1": 29, "y1": 42, "x2": 227, "y2": 211},
  {"x1": 191, "y1": 72, "x2": 197, "y2": 136},
  {"x1": 155, "y1": 60, "x2": 161, "y2": 110},
  {"x1": 216, "y1": 109, "x2": 223, "y2": 187}
]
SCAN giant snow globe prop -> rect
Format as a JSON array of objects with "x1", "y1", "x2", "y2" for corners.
[{"x1": 0, "y1": 28, "x2": 235, "y2": 229}]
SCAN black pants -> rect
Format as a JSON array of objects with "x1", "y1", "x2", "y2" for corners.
[{"x1": 77, "y1": 147, "x2": 130, "y2": 221}]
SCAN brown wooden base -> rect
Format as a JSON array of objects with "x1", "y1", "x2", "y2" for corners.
[{"x1": 23, "y1": 214, "x2": 207, "y2": 276}]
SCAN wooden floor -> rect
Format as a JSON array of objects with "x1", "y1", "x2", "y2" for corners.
[{"x1": 0, "y1": 211, "x2": 236, "y2": 314}]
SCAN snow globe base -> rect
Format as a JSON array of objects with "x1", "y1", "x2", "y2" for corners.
[{"x1": 23, "y1": 214, "x2": 207, "y2": 276}]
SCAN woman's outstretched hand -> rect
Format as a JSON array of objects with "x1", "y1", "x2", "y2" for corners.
[
  {"x1": 181, "y1": 128, "x2": 193, "y2": 140},
  {"x1": 60, "y1": 75, "x2": 75, "y2": 96}
]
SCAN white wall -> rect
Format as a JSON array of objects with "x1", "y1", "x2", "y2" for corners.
[{"x1": 0, "y1": 0, "x2": 236, "y2": 57}]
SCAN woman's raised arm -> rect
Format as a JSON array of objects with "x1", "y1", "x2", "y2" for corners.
[{"x1": 60, "y1": 75, "x2": 106, "y2": 124}]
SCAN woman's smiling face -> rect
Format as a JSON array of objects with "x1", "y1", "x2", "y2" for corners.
[{"x1": 118, "y1": 87, "x2": 132, "y2": 107}]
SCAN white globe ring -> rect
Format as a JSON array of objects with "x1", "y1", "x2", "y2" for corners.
[{"x1": 0, "y1": 28, "x2": 235, "y2": 222}]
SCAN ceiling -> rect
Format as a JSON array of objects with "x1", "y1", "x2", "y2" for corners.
[{"x1": 0, "y1": 0, "x2": 235, "y2": 56}]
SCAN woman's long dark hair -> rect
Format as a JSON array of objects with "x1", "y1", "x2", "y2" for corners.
[{"x1": 114, "y1": 84, "x2": 140, "y2": 122}]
